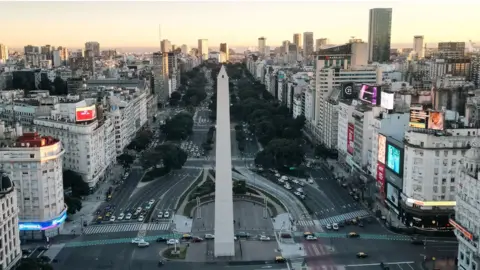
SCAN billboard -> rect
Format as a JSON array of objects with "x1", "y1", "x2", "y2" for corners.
[
  {"x1": 377, "y1": 162, "x2": 386, "y2": 190},
  {"x1": 76, "y1": 105, "x2": 97, "y2": 122},
  {"x1": 380, "y1": 91, "x2": 394, "y2": 110},
  {"x1": 347, "y1": 123, "x2": 354, "y2": 155},
  {"x1": 409, "y1": 109, "x2": 445, "y2": 130},
  {"x1": 341, "y1": 82, "x2": 355, "y2": 99},
  {"x1": 386, "y1": 143, "x2": 402, "y2": 175},
  {"x1": 386, "y1": 182, "x2": 400, "y2": 207},
  {"x1": 359, "y1": 84, "x2": 380, "y2": 105},
  {"x1": 378, "y1": 134, "x2": 386, "y2": 164},
  {"x1": 19, "y1": 209, "x2": 67, "y2": 231}
]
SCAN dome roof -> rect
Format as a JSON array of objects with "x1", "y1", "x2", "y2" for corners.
[{"x1": 0, "y1": 172, "x2": 12, "y2": 191}]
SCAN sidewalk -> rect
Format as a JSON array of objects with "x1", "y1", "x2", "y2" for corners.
[{"x1": 60, "y1": 164, "x2": 125, "y2": 235}]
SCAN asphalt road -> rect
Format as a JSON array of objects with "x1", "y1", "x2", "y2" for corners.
[{"x1": 309, "y1": 163, "x2": 364, "y2": 220}]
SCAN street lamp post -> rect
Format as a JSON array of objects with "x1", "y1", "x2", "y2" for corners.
[
  {"x1": 172, "y1": 229, "x2": 178, "y2": 253},
  {"x1": 196, "y1": 196, "x2": 201, "y2": 219}
]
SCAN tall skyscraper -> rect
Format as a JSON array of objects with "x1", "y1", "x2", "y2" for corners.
[
  {"x1": 198, "y1": 39, "x2": 208, "y2": 60},
  {"x1": 413, "y1": 35, "x2": 424, "y2": 59},
  {"x1": 282, "y1": 40, "x2": 290, "y2": 54},
  {"x1": 303, "y1": 32, "x2": 314, "y2": 57},
  {"x1": 180, "y1": 44, "x2": 188, "y2": 54},
  {"x1": 293, "y1": 33, "x2": 302, "y2": 48},
  {"x1": 0, "y1": 44, "x2": 8, "y2": 62},
  {"x1": 258, "y1": 37, "x2": 266, "y2": 55},
  {"x1": 161, "y1": 39, "x2": 172, "y2": 53},
  {"x1": 85, "y1": 41, "x2": 100, "y2": 57},
  {"x1": 315, "y1": 38, "x2": 328, "y2": 51},
  {"x1": 368, "y1": 8, "x2": 392, "y2": 63},
  {"x1": 220, "y1": 43, "x2": 229, "y2": 62}
]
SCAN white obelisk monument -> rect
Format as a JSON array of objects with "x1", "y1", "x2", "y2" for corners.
[{"x1": 214, "y1": 65, "x2": 235, "y2": 257}]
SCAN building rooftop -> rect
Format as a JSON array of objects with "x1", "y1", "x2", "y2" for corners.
[{"x1": 14, "y1": 132, "x2": 59, "y2": 148}]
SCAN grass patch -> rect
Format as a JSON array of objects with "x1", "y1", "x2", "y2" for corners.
[
  {"x1": 261, "y1": 190, "x2": 286, "y2": 212},
  {"x1": 162, "y1": 247, "x2": 187, "y2": 260},
  {"x1": 246, "y1": 187, "x2": 259, "y2": 195},
  {"x1": 209, "y1": 169, "x2": 216, "y2": 178},
  {"x1": 141, "y1": 167, "x2": 169, "y2": 182},
  {"x1": 175, "y1": 170, "x2": 205, "y2": 210}
]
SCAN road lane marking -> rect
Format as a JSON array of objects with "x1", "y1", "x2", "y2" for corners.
[{"x1": 346, "y1": 262, "x2": 415, "y2": 267}]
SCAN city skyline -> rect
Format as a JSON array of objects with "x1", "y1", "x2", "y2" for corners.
[{"x1": 2, "y1": 1, "x2": 480, "y2": 50}]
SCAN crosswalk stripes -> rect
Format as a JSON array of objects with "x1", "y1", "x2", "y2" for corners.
[
  {"x1": 297, "y1": 220, "x2": 316, "y2": 227},
  {"x1": 317, "y1": 210, "x2": 370, "y2": 226},
  {"x1": 291, "y1": 261, "x2": 345, "y2": 270},
  {"x1": 83, "y1": 222, "x2": 171, "y2": 235}
]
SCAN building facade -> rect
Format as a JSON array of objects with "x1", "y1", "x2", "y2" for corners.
[{"x1": 368, "y1": 8, "x2": 392, "y2": 63}]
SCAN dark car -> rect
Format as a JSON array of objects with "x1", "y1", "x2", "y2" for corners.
[
  {"x1": 358, "y1": 222, "x2": 364, "y2": 227},
  {"x1": 236, "y1": 232, "x2": 250, "y2": 238},
  {"x1": 192, "y1": 237, "x2": 203, "y2": 242},
  {"x1": 338, "y1": 221, "x2": 345, "y2": 227},
  {"x1": 280, "y1": 233, "x2": 292, "y2": 239},
  {"x1": 156, "y1": 237, "x2": 167, "y2": 242},
  {"x1": 411, "y1": 238, "x2": 424, "y2": 245}
]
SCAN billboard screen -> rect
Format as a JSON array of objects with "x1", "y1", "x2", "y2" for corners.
[
  {"x1": 76, "y1": 105, "x2": 97, "y2": 122},
  {"x1": 341, "y1": 82, "x2": 355, "y2": 99},
  {"x1": 386, "y1": 182, "x2": 400, "y2": 207},
  {"x1": 347, "y1": 123, "x2": 354, "y2": 155},
  {"x1": 359, "y1": 84, "x2": 379, "y2": 105},
  {"x1": 380, "y1": 91, "x2": 394, "y2": 110},
  {"x1": 378, "y1": 134, "x2": 387, "y2": 164},
  {"x1": 386, "y1": 143, "x2": 402, "y2": 175},
  {"x1": 428, "y1": 111, "x2": 444, "y2": 130},
  {"x1": 19, "y1": 209, "x2": 67, "y2": 231},
  {"x1": 377, "y1": 162, "x2": 386, "y2": 190}
]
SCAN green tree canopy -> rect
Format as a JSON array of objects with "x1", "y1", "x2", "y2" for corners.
[
  {"x1": 255, "y1": 138, "x2": 305, "y2": 169},
  {"x1": 117, "y1": 153, "x2": 135, "y2": 168},
  {"x1": 17, "y1": 258, "x2": 53, "y2": 270},
  {"x1": 65, "y1": 195, "x2": 82, "y2": 215},
  {"x1": 161, "y1": 112, "x2": 193, "y2": 141},
  {"x1": 63, "y1": 170, "x2": 89, "y2": 197},
  {"x1": 127, "y1": 129, "x2": 153, "y2": 151},
  {"x1": 169, "y1": 91, "x2": 182, "y2": 106},
  {"x1": 141, "y1": 143, "x2": 188, "y2": 172}
]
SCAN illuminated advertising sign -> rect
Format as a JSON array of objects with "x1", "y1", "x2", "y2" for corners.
[
  {"x1": 341, "y1": 82, "x2": 355, "y2": 99},
  {"x1": 376, "y1": 162, "x2": 386, "y2": 190},
  {"x1": 380, "y1": 91, "x2": 394, "y2": 110},
  {"x1": 19, "y1": 210, "x2": 67, "y2": 231},
  {"x1": 359, "y1": 84, "x2": 380, "y2": 105},
  {"x1": 409, "y1": 109, "x2": 445, "y2": 130},
  {"x1": 386, "y1": 182, "x2": 400, "y2": 207},
  {"x1": 75, "y1": 105, "x2": 97, "y2": 122},
  {"x1": 386, "y1": 143, "x2": 402, "y2": 175},
  {"x1": 449, "y1": 218, "x2": 473, "y2": 240},
  {"x1": 407, "y1": 198, "x2": 456, "y2": 207},
  {"x1": 378, "y1": 135, "x2": 386, "y2": 164},
  {"x1": 347, "y1": 123, "x2": 354, "y2": 155}
]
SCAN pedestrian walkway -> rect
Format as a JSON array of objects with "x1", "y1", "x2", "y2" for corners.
[
  {"x1": 82, "y1": 222, "x2": 171, "y2": 235},
  {"x1": 317, "y1": 210, "x2": 371, "y2": 225}
]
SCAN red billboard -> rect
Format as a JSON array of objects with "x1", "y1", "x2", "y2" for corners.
[
  {"x1": 377, "y1": 162, "x2": 386, "y2": 189},
  {"x1": 75, "y1": 105, "x2": 97, "y2": 122},
  {"x1": 347, "y1": 123, "x2": 354, "y2": 155}
]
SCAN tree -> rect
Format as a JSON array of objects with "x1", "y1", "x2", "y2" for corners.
[
  {"x1": 63, "y1": 170, "x2": 89, "y2": 197},
  {"x1": 254, "y1": 121, "x2": 276, "y2": 145},
  {"x1": 17, "y1": 258, "x2": 53, "y2": 270},
  {"x1": 169, "y1": 91, "x2": 182, "y2": 106},
  {"x1": 65, "y1": 195, "x2": 82, "y2": 215},
  {"x1": 161, "y1": 112, "x2": 193, "y2": 141},
  {"x1": 140, "y1": 143, "x2": 187, "y2": 172},
  {"x1": 39, "y1": 76, "x2": 52, "y2": 91},
  {"x1": 127, "y1": 129, "x2": 153, "y2": 151},
  {"x1": 53, "y1": 77, "x2": 67, "y2": 95},
  {"x1": 314, "y1": 144, "x2": 329, "y2": 160},
  {"x1": 255, "y1": 138, "x2": 305, "y2": 169},
  {"x1": 117, "y1": 153, "x2": 134, "y2": 168}
]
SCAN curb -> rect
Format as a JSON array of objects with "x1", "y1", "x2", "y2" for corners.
[{"x1": 174, "y1": 169, "x2": 205, "y2": 211}]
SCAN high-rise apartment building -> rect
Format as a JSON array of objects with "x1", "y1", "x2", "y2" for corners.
[
  {"x1": 181, "y1": 44, "x2": 188, "y2": 54},
  {"x1": 198, "y1": 39, "x2": 208, "y2": 61},
  {"x1": 161, "y1": 39, "x2": 172, "y2": 53},
  {"x1": 293, "y1": 33, "x2": 302, "y2": 49},
  {"x1": 315, "y1": 38, "x2": 328, "y2": 51},
  {"x1": 413, "y1": 35, "x2": 424, "y2": 59},
  {"x1": 258, "y1": 37, "x2": 266, "y2": 55},
  {"x1": 0, "y1": 44, "x2": 8, "y2": 62},
  {"x1": 368, "y1": 8, "x2": 392, "y2": 63},
  {"x1": 220, "y1": 43, "x2": 229, "y2": 62},
  {"x1": 282, "y1": 40, "x2": 290, "y2": 54},
  {"x1": 24, "y1": 45, "x2": 40, "y2": 55},
  {"x1": 303, "y1": 32, "x2": 314, "y2": 57},
  {"x1": 438, "y1": 42, "x2": 466, "y2": 59},
  {"x1": 0, "y1": 172, "x2": 21, "y2": 269},
  {"x1": 84, "y1": 41, "x2": 100, "y2": 57}
]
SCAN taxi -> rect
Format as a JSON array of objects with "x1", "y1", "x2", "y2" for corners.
[
  {"x1": 356, "y1": 252, "x2": 368, "y2": 258},
  {"x1": 275, "y1": 256, "x2": 286, "y2": 263},
  {"x1": 181, "y1": 234, "x2": 192, "y2": 240},
  {"x1": 347, "y1": 232, "x2": 360, "y2": 238},
  {"x1": 303, "y1": 232, "x2": 313, "y2": 238}
]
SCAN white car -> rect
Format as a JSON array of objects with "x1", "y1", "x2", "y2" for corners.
[
  {"x1": 138, "y1": 215, "x2": 144, "y2": 222},
  {"x1": 332, "y1": 223, "x2": 339, "y2": 231},
  {"x1": 167, "y1": 239, "x2": 179, "y2": 245},
  {"x1": 300, "y1": 194, "x2": 306, "y2": 200},
  {"x1": 110, "y1": 216, "x2": 116, "y2": 222},
  {"x1": 137, "y1": 241, "x2": 150, "y2": 247},
  {"x1": 326, "y1": 224, "x2": 332, "y2": 230},
  {"x1": 299, "y1": 181, "x2": 305, "y2": 186},
  {"x1": 157, "y1": 212, "x2": 163, "y2": 218},
  {"x1": 145, "y1": 204, "x2": 151, "y2": 210},
  {"x1": 164, "y1": 211, "x2": 170, "y2": 218},
  {"x1": 308, "y1": 178, "x2": 314, "y2": 184},
  {"x1": 306, "y1": 235, "x2": 317, "y2": 240},
  {"x1": 118, "y1": 213, "x2": 125, "y2": 220},
  {"x1": 294, "y1": 191, "x2": 301, "y2": 196},
  {"x1": 292, "y1": 179, "x2": 299, "y2": 184},
  {"x1": 275, "y1": 173, "x2": 281, "y2": 178},
  {"x1": 136, "y1": 207, "x2": 142, "y2": 213},
  {"x1": 259, "y1": 235, "x2": 270, "y2": 241},
  {"x1": 131, "y1": 238, "x2": 143, "y2": 244},
  {"x1": 125, "y1": 213, "x2": 132, "y2": 220},
  {"x1": 204, "y1": 234, "x2": 215, "y2": 239}
]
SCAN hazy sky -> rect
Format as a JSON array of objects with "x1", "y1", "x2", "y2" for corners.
[{"x1": 2, "y1": 1, "x2": 479, "y2": 49}]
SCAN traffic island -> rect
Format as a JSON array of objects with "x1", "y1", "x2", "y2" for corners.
[{"x1": 161, "y1": 246, "x2": 188, "y2": 260}]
